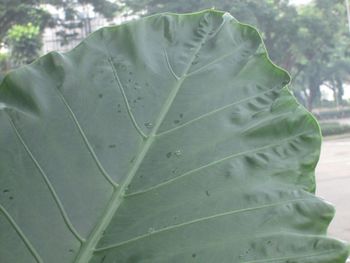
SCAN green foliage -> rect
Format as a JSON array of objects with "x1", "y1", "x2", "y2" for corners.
[
  {"x1": 320, "y1": 122, "x2": 350, "y2": 136},
  {"x1": 6, "y1": 23, "x2": 42, "y2": 65},
  {"x1": 0, "y1": 52, "x2": 9, "y2": 82},
  {"x1": 0, "y1": 10, "x2": 348, "y2": 262},
  {"x1": 0, "y1": 0, "x2": 50, "y2": 42},
  {"x1": 0, "y1": 0, "x2": 51, "y2": 67},
  {"x1": 0, "y1": 52, "x2": 9, "y2": 71},
  {"x1": 0, "y1": 0, "x2": 119, "y2": 68}
]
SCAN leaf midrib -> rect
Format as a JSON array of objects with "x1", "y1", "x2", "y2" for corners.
[{"x1": 74, "y1": 17, "x2": 223, "y2": 262}]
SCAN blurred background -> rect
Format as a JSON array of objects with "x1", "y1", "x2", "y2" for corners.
[{"x1": 0, "y1": 0, "x2": 349, "y2": 244}]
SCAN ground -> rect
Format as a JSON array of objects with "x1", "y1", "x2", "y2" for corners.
[{"x1": 316, "y1": 135, "x2": 350, "y2": 243}]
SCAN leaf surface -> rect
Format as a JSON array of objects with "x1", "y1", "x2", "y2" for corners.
[{"x1": 0, "y1": 10, "x2": 348, "y2": 263}]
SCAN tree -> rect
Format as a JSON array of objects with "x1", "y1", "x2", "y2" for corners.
[
  {"x1": 291, "y1": 0, "x2": 350, "y2": 109},
  {"x1": 6, "y1": 23, "x2": 42, "y2": 65},
  {"x1": 0, "y1": 0, "x2": 119, "y2": 70},
  {"x1": 0, "y1": 0, "x2": 50, "y2": 72},
  {"x1": 0, "y1": 0, "x2": 50, "y2": 43},
  {"x1": 46, "y1": 0, "x2": 119, "y2": 46}
]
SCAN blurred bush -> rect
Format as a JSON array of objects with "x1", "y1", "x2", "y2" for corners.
[
  {"x1": 314, "y1": 108, "x2": 350, "y2": 120},
  {"x1": 320, "y1": 122, "x2": 350, "y2": 136},
  {"x1": 6, "y1": 23, "x2": 42, "y2": 65}
]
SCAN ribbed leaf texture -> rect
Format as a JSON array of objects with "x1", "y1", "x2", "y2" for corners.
[{"x1": 0, "y1": 10, "x2": 349, "y2": 263}]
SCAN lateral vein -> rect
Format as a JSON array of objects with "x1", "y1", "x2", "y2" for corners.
[
  {"x1": 107, "y1": 57, "x2": 148, "y2": 139},
  {"x1": 55, "y1": 87, "x2": 118, "y2": 188},
  {"x1": 125, "y1": 131, "x2": 309, "y2": 197},
  {"x1": 94, "y1": 198, "x2": 314, "y2": 252},
  {"x1": 5, "y1": 112, "x2": 85, "y2": 243},
  {"x1": 156, "y1": 86, "x2": 280, "y2": 137},
  {"x1": 0, "y1": 204, "x2": 44, "y2": 263},
  {"x1": 75, "y1": 17, "x2": 228, "y2": 262}
]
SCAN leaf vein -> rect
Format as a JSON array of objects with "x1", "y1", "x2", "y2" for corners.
[
  {"x1": 0, "y1": 204, "x2": 43, "y2": 263},
  {"x1": 164, "y1": 48, "x2": 180, "y2": 80},
  {"x1": 76, "y1": 18, "x2": 229, "y2": 262},
  {"x1": 107, "y1": 57, "x2": 148, "y2": 139},
  {"x1": 156, "y1": 86, "x2": 280, "y2": 136},
  {"x1": 126, "y1": 131, "x2": 309, "y2": 197},
  {"x1": 94, "y1": 198, "x2": 315, "y2": 252},
  {"x1": 55, "y1": 87, "x2": 118, "y2": 188},
  {"x1": 5, "y1": 112, "x2": 85, "y2": 243},
  {"x1": 186, "y1": 44, "x2": 249, "y2": 77}
]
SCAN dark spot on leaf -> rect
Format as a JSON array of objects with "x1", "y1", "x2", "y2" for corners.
[
  {"x1": 100, "y1": 255, "x2": 106, "y2": 263},
  {"x1": 192, "y1": 253, "x2": 196, "y2": 258},
  {"x1": 137, "y1": 97, "x2": 142, "y2": 100},
  {"x1": 174, "y1": 120, "x2": 180, "y2": 124},
  {"x1": 205, "y1": 190, "x2": 210, "y2": 197},
  {"x1": 117, "y1": 104, "x2": 121, "y2": 108},
  {"x1": 225, "y1": 171, "x2": 232, "y2": 179},
  {"x1": 9, "y1": 196, "x2": 14, "y2": 200},
  {"x1": 68, "y1": 249, "x2": 74, "y2": 253},
  {"x1": 166, "y1": 152, "x2": 172, "y2": 158},
  {"x1": 109, "y1": 144, "x2": 116, "y2": 148},
  {"x1": 98, "y1": 94, "x2": 103, "y2": 98},
  {"x1": 3, "y1": 189, "x2": 9, "y2": 193},
  {"x1": 179, "y1": 113, "x2": 183, "y2": 118},
  {"x1": 144, "y1": 122, "x2": 153, "y2": 128},
  {"x1": 128, "y1": 79, "x2": 131, "y2": 82},
  {"x1": 133, "y1": 100, "x2": 137, "y2": 103}
]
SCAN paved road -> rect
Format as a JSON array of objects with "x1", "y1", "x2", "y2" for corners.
[{"x1": 316, "y1": 136, "x2": 350, "y2": 243}]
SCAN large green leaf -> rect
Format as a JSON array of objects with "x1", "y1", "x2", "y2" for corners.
[{"x1": 0, "y1": 10, "x2": 348, "y2": 263}]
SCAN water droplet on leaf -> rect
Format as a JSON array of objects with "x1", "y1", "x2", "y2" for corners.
[
  {"x1": 144, "y1": 122, "x2": 153, "y2": 128},
  {"x1": 174, "y1": 150, "x2": 182, "y2": 157}
]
